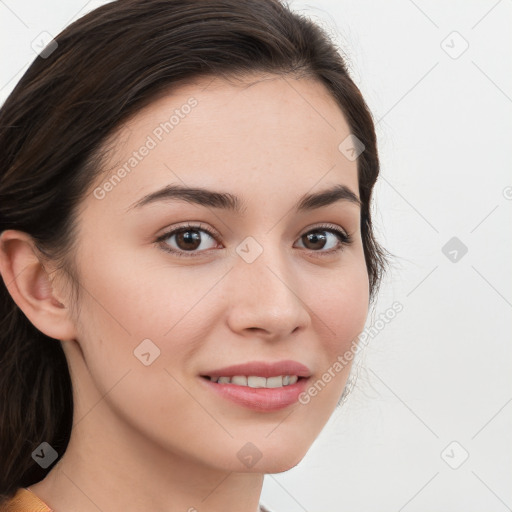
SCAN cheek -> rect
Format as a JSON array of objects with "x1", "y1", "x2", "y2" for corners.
[
  {"x1": 71, "y1": 255, "x2": 214, "y2": 432},
  {"x1": 295, "y1": 263, "x2": 368, "y2": 414},
  {"x1": 309, "y1": 259, "x2": 369, "y2": 354},
  {"x1": 73, "y1": 248, "x2": 216, "y2": 384},
  {"x1": 77, "y1": 242, "x2": 211, "y2": 335}
]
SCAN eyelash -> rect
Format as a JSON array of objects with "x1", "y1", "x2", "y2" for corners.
[{"x1": 155, "y1": 222, "x2": 353, "y2": 258}]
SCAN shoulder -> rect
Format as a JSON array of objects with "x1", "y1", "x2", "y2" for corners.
[{"x1": 0, "y1": 488, "x2": 53, "y2": 512}]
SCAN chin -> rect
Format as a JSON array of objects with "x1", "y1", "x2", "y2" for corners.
[
  {"x1": 266, "y1": 456, "x2": 305, "y2": 474},
  {"x1": 254, "y1": 444, "x2": 310, "y2": 474}
]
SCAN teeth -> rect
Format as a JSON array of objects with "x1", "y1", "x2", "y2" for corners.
[
  {"x1": 208, "y1": 375, "x2": 299, "y2": 388},
  {"x1": 266, "y1": 376, "x2": 284, "y2": 388},
  {"x1": 247, "y1": 376, "x2": 267, "y2": 388},
  {"x1": 230, "y1": 375, "x2": 247, "y2": 386}
]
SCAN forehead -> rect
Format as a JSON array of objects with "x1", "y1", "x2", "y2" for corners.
[{"x1": 89, "y1": 73, "x2": 359, "y2": 212}]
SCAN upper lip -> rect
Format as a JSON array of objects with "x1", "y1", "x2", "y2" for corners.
[{"x1": 201, "y1": 360, "x2": 312, "y2": 378}]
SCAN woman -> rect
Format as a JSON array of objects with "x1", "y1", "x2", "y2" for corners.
[{"x1": 0, "y1": 0, "x2": 388, "y2": 510}]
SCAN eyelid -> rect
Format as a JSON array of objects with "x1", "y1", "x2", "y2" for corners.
[
  {"x1": 303, "y1": 222, "x2": 349, "y2": 238},
  {"x1": 156, "y1": 221, "x2": 219, "y2": 241},
  {"x1": 155, "y1": 221, "x2": 353, "y2": 258}
]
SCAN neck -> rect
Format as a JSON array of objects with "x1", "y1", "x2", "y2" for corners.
[{"x1": 30, "y1": 412, "x2": 265, "y2": 512}]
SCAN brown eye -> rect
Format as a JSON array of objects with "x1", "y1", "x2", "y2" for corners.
[
  {"x1": 301, "y1": 231, "x2": 328, "y2": 250},
  {"x1": 157, "y1": 224, "x2": 219, "y2": 257},
  {"x1": 296, "y1": 225, "x2": 352, "y2": 254},
  {"x1": 174, "y1": 229, "x2": 202, "y2": 251}
]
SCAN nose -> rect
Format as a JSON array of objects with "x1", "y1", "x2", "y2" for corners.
[{"x1": 225, "y1": 240, "x2": 311, "y2": 340}]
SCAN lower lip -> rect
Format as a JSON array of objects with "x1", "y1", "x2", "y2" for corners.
[{"x1": 199, "y1": 376, "x2": 310, "y2": 412}]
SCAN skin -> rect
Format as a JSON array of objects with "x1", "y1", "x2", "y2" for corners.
[{"x1": 0, "y1": 73, "x2": 369, "y2": 512}]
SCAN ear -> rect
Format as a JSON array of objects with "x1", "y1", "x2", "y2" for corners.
[{"x1": 0, "y1": 229, "x2": 78, "y2": 341}]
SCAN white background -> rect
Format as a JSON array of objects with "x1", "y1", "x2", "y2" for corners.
[{"x1": 1, "y1": 1, "x2": 511, "y2": 511}]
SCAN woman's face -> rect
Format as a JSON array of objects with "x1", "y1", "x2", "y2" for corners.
[{"x1": 66, "y1": 73, "x2": 369, "y2": 473}]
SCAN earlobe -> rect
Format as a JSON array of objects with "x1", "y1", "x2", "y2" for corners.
[{"x1": 0, "y1": 229, "x2": 77, "y2": 341}]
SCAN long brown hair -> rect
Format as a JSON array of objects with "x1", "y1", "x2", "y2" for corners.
[{"x1": 0, "y1": 0, "x2": 388, "y2": 502}]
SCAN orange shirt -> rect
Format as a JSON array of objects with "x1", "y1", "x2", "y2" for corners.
[
  {"x1": 1, "y1": 488, "x2": 52, "y2": 512},
  {"x1": 1, "y1": 487, "x2": 274, "y2": 512}
]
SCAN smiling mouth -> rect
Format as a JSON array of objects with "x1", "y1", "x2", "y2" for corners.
[{"x1": 200, "y1": 375, "x2": 308, "y2": 388}]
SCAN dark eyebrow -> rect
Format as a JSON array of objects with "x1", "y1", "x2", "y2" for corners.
[
  {"x1": 126, "y1": 183, "x2": 361, "y2": 213},
  {"x1": 297, "y1": 184, "x2": 361, "y2": 210}
]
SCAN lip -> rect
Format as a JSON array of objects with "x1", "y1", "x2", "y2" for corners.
[
  {"x1": 199, "y1": 374, "x2": 311, "y2": 412},
  {"x1": 198, "y1": 359, "x2": 312, "y2": 412},
  {"x1": 200, "y1": 360, "x2": 312, "y2": 379}
]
